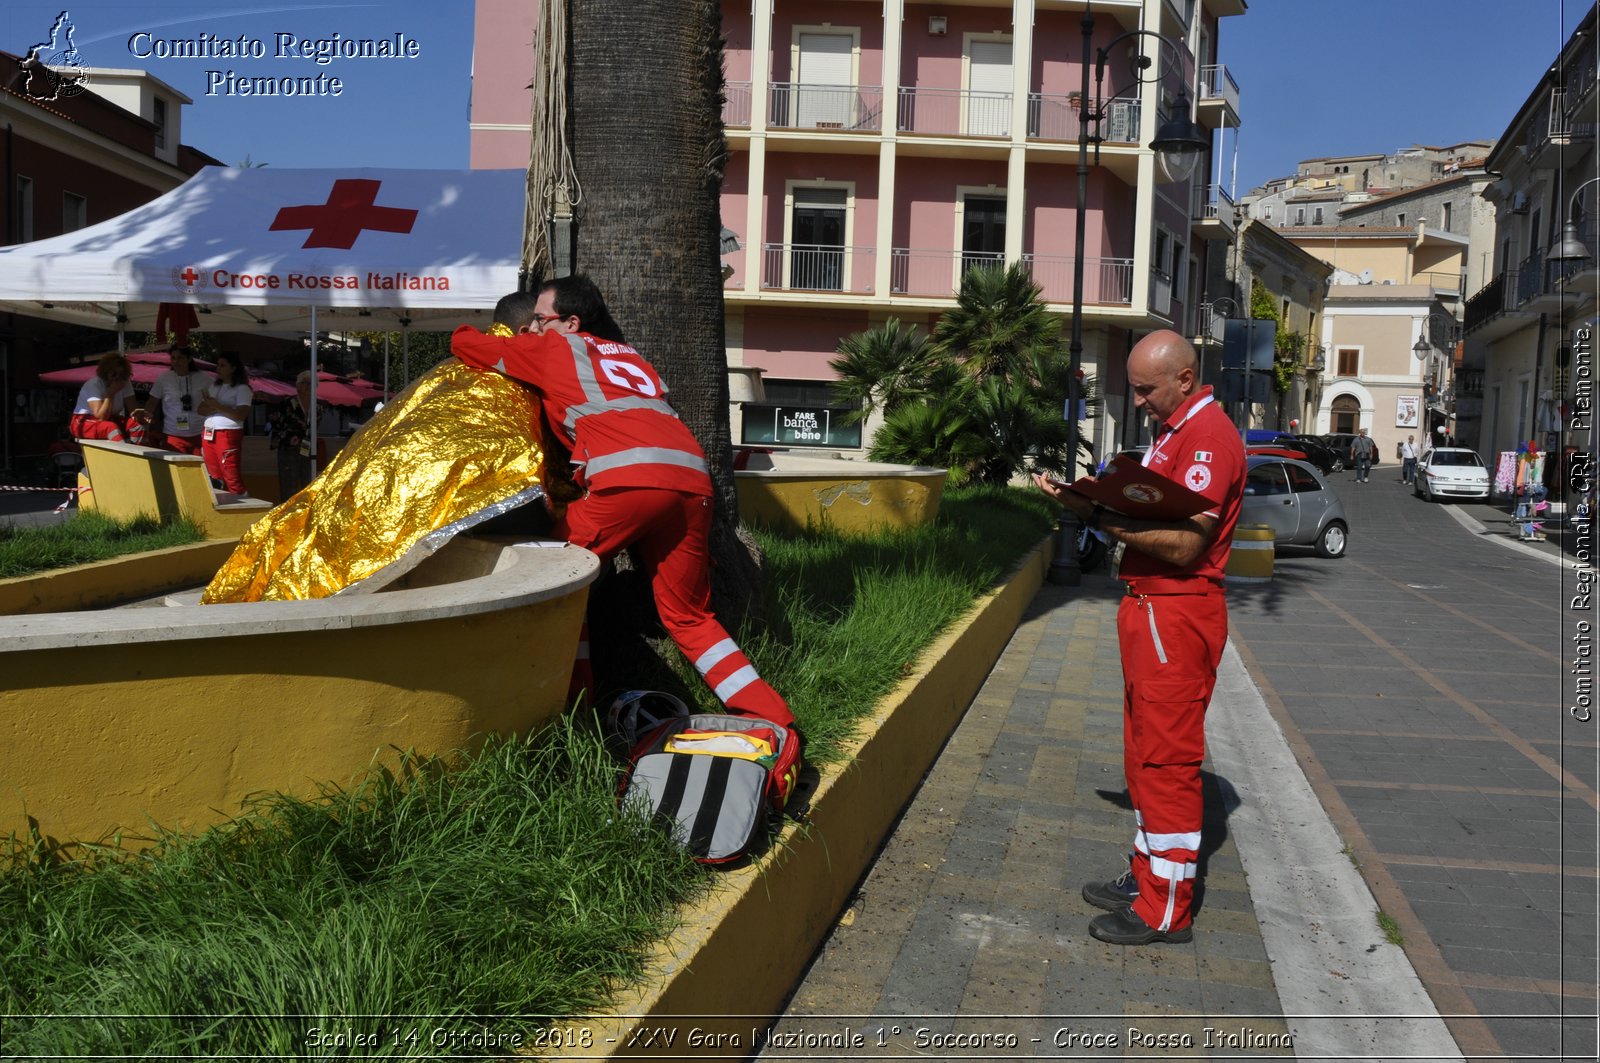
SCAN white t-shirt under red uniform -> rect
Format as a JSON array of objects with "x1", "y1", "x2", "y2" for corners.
[
  {"x1": 147, "y1": 369, "x2": 212, "y2": 439},
  {"x1": 204, "y1": 381, "x2": 254, "y2": 431},
  {"x1": 73, "y1": 376, "x2": 134, "y2": 418}
]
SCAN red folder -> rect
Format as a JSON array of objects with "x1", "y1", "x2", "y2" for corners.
[{"x1": 1053, "y1": 454, "x2": 1214, "y2": 521}]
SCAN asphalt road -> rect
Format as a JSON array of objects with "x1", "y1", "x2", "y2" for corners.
[{"x1": 1228, "y1": 468, "x2": 1596, "y2": 1062}]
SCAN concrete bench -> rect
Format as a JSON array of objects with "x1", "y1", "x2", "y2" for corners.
[{"x1": 77, "y1": 438, "x2": 273, "y2": 539}]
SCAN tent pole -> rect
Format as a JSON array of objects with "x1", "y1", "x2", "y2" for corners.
[{"x1": 309, "y1": 305, "x2": 319, "y2": 477}]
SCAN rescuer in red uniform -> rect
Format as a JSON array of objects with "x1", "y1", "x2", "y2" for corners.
[
  {"x1": 451, "y1": 276, "x2": 794, "y2": 729},
  {"x1": 1034, "y1": 330, "x2": 1245, "y2": 945}
]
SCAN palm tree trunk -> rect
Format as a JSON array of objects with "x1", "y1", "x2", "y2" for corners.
[{"x1": 565, "y1": 0, "x2": 763, "y2": 624}]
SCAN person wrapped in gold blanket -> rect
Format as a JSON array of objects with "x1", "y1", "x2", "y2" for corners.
[{"x1": 203, "y1": 324, "x2": 566, "y2": 604}]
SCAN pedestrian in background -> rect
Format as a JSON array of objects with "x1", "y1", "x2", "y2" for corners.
[
  {"x1": 268, "y1": 371, "x2": 321, "y2": 500},
  {"x1": 136, "y1": 346, "x2": 210, "y2": 454},
  {"x1": 198, "y1": 351, "x2": 253, "y2": 494},
  {"x1": 69, "y1": 352, "x2": 141, "y2": 443},
  {"x1": 1399, "y1": 435, "x2": 1418, "y2": 484},
  {"x1": 1349, "y1": 428, "x2": 1375, "y2": 483}
]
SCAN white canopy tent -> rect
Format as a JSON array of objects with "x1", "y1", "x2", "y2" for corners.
[
  {"x1": 0, "y1": 166, "x2": 526, "y2": 335},
  {"x1": 0, "y1": 166, "x2": 527, "y2": 470}
]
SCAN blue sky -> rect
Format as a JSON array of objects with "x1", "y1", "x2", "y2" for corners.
[
  {"x1": 1224, "y1": 0, "x2": 1589, "y2": 191},
  {"x1": 3, "y1": 1, "x2": 1591, "y2": 190},
  {"x1": 2, "y1": 2, "x2": 474, "y2": 169}
]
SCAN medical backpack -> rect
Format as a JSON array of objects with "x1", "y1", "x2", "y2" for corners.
[{"x1": 618, "y1": 712, "x2": 803, "y2": 864}]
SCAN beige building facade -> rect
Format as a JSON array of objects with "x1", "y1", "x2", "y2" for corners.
[
  {"x1": 1464, "y1": 3, "x2": 1597, "y2": 474},
  {"x1": 1280, "y1": 227, "x2": 1466, "y2": 452}
]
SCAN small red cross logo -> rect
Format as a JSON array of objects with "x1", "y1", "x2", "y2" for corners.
[
  {"x1": 269, "y1": 178, "x2": 418, "y2": 249},
  {"x1": 179, "y1": 267, "x2": 199, "y2": 286}
]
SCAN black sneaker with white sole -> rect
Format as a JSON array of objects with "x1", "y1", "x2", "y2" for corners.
[
  {"x1": 1081, "y1": 869, "x2": 1139, "y2": 912},
  {"x1": 1088, "y1": 905, "x2": 1193, "y2": 945}
]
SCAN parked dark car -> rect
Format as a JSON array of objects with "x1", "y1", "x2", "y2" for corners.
[
  {"x1": 1252, "y1": 434, "x2": 1338, "y2": 474},
  {"x1": 1321, "y1": 433, "x2": 1379, "y2": 473}
]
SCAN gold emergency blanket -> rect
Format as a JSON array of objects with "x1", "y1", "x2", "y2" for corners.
[{"x1": 203, "y1": 360, "x2": 547, "y2": 603}]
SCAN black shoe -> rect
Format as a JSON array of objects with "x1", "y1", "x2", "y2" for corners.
[
  {"x1": 1082, "y1": 869, "x2": 1139, "y2": 912},
  {"x1": 1088, "y1": 906, "x2": 1193, "y2": 945}
]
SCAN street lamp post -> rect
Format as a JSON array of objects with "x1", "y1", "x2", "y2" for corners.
[
  {"x1": 1048, "y1": 5, "x2": 1211, "y2": 586},
  {"x1": 1548, "y1": 176, "x2": 1600, "y2": 265},
  {"x1": 1411, "y1": 311, "x2": 1460, "y2": 450}
]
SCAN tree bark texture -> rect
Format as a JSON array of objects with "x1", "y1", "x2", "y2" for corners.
[{"x1": 566, "y1": 0, "x2": 765, "y2": 629}]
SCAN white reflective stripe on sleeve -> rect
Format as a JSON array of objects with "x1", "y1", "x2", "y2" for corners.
[
  {"x1": 1146, "y1": 601, "x2": 1168, "y2": 665},
  {"x1": 583, "y1": 446, "x2": 710, "y2": 479},
  {"x1": 693, "y1": 638, "x2": 739, "y2": 677},
  {"x1": 1142, "y1": 829, "x2": 1202, "y2": 853},
  {"x1": 713, "y1": 665, "x2": 760, "y2": 702}
]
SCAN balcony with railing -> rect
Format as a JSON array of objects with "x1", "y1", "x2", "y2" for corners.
[
  {"x1": 724, "y1": 81, "x2": 752, "y2": 128},
  {"x1": 1463, "y1": 270, "x2": 1526, "y2": 341},
  {"x1": 1511, "y1": 245, "x2": 1584, "y2": 311},
  {"x1": 1019, "y1": 254, "x2": 1135, "y2": 306},
  {"x1": 768, "y1": 83, "x2": 884, "y2": 132},
  {"x1": 1191, "y1": 184, "x2": 1235, "y2": 239},
  {"x1": 1196, "y1": 64, "x2": 1241, "y2": 128},
  {"x1": 1026, "y1": 93, "x2": 1085, "y2": 142},
  {"x1": 1523, "y1": 88, "x2": 1595, "y2": 168},
  {"x1": 760, "y1": 243, "x2": 877, "y2": 294},
  {"x1": 889, "y1": 249, "x2": 1004, "y2": 297},
  {"x1": 1409, "y1": 270, "x2": 1462, "y2": 299},
  {"x1": 897, "y1": 86, "x2": 1012, "y2": 138},
  {"x1": 1025, "y1": 95, "x2": 1141, "y2": 141}
]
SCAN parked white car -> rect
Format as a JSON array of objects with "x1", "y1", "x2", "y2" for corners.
[{"x1": 1415, "y1": 448, "x2": 1491, "y2": 502}]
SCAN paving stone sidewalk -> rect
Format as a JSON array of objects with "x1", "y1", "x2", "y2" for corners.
[{"x1": 763, "y1": 574, "x2": 1295, "y2": 1060}]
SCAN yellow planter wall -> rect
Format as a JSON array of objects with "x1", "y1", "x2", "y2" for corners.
[
  {"x1": 735, "y1": 460, "x2": 947, "y2": 535},
  {"x1": 0, "y1": 541, "x2": 598, "y2": 847}
]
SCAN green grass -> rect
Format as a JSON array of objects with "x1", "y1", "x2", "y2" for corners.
[
  {"x1": 0, "y1": 510, "x2": 205, "y2": 579},
  {"x1": 1, "y1": 720, "x2": 706, "y2": 1057},
  {"x1": 1377, "y1": 910, "x2": 1404, "y2": 946},
  {"x1": 0, "y1": 483, "x2": 1056, "y2": 1056}
]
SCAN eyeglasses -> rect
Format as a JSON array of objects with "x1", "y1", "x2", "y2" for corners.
[{"x1": 532, "y1": 313, "x2": 568, "y2": 328}]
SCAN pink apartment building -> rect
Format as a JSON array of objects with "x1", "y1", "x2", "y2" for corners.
[{"x1": 469, "y1": 0, "x2": 1244, "y2": 458}]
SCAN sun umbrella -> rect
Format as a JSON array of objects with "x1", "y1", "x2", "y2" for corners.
[
  {"x1": 37, "y1": 348, "x2": 216, "y2": 388},
  {"x1": 312, "y1": 371, "x2": 388, "y2": 408}
]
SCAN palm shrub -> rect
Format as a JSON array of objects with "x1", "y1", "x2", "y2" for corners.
[
  {"x1": 828, "y1": 317, "x2": 947, "y2": 420},
  {"x1": 830, "y1": 262, "x2": 1095, "y2": 484}
]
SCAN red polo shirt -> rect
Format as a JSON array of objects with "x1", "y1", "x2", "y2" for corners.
[{"x1": 1119, "y1": 385, "x2": 1246, "y2": 585}]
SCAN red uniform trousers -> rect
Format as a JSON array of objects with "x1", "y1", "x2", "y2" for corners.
[
  {"x1": 164, "y1": 434, "x2": 203, "y2": 456},
  {"x1": 558, "y1": 485, "x2": 794, "y2": 728},
  {"x1": 202, "y1": 428, "x2": 245, "y2": 493},
  {"x1": 70, "y1": 414, "x2": 128, "y2": 443},
  {"x1": 1117, "y1": 587, "x2": 1227, "y2": 932}
]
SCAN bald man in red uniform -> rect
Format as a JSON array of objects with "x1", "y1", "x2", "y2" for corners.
[{"x1": 1035, "y1": 330, "x2": 1245, "y2": 945}]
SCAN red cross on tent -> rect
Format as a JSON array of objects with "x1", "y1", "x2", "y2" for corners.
[{"x1": 269, "y1": 178, "x2": 418, "y2": 249}]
